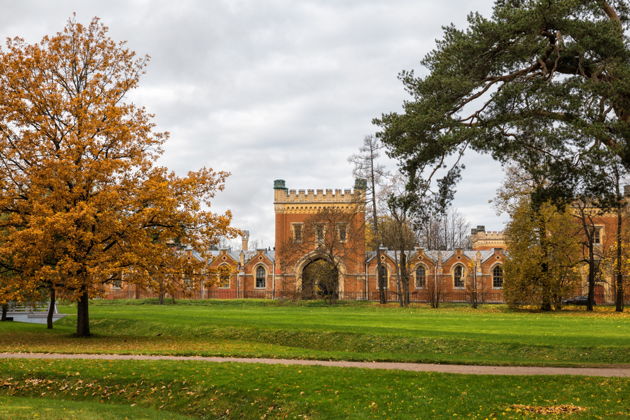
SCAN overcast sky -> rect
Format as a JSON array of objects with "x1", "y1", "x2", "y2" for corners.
[{"x1": 1, "y1": 0, "x2": 508, "y2": 248}]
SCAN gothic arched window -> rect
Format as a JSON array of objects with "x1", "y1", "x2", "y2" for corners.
[
  {"x1": 415, "y1": 265, "x2": 426, "y2": 288},
  {"x1": 492, "y1": 265, "x2": 504, "y2": 289},
  {"x1": 453, "y1": 265, "x2": 465, "y2": 288},
  {"x1": 255, "y1": 266, "x2": 266, "y2": 289}
]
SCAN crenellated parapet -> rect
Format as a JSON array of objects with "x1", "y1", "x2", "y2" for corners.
[
  {"x1": 471, "y1": 228, "x2": 506, "y2": 250},
  {"x1": 274, "y1": 179, "x2": 365, "y2": 214}
]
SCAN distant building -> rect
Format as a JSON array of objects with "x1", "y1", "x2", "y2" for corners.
[
  {"x1": 104, "y1": 180, "x2": 628, "y2": 304},
  {"x1": 470, "y1": 226, "x2": 507, "y2": 250}
]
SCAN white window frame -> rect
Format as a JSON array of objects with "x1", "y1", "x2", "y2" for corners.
[
  {"x1": 254, "y1": 265, "x2": 267, "y2": 289},
  {"x1": 415, "y1": 264, "x2": 427, "y2": 289},
  {"x1": 492, "y1": 264, "x2": 504, "y2": 289},
  {"x1": 453, "y1": 264, "x2": 465, "y2": 289}
]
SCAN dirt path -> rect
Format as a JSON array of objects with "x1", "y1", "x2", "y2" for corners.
[{"x1": 1, "y1": 352, "x2": 628, "y2": 377}]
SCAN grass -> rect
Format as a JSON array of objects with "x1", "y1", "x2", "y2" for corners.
[
  {"x1": 0, "y1": 299, "x2": 628, "y2": 366},
  {"x1": 0, "y1": 358, "x2": 628, "y2": 419},
  {"x1": 0, "y1": 395, "x2": 194, "y2": 419}
]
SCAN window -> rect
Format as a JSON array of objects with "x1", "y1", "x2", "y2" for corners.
[
  {"x1": 415, "y1": 265, "x2": 426, "y2": 288},
  {"x1": 593, "y1": 226, "x2": 603, "y2": 244},
  {"x1": 112, "y1": 279, "x2": 122, "y2": 289},
  {"x1": 337, "y1": 223, "x2": 347, "y2": 242},
  {"x1": 315, "y1": 224, "x2": 325, "y2": 245},
  {"x1": 453, "y1": 265, "x2": 465, "y2": 288},
  {"x1": 378, "y1": 265, "x2": 388, "y2": 289},
  {"x1": 492, "y1": 265, "x2": 503, "y2": 289},
  {"x1": 255, "y1": 266, "x2": 266, "y2": 288},
  {"x1": 218, "y1": 265, "x2": 230, "y2": 288},
  {"x1": 292, "y1": 223, "x2": 303, "y2": 243}
]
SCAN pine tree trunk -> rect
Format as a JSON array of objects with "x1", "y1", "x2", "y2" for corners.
[
  {"x1": 76, "y1": 290, "x2": 91, "y2": 337},
  {"x1": 616, "y1": 206, "x2": 624, "y2": 312},
  {"x1": 47, "y1": 287, "x2": 56, "y2": 329},
  {"x1": 538, "y1": 215, "x2": 552, "y2": 312}
]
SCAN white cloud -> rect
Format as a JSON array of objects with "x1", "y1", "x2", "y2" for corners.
[{"x1": 0, "y1": 0, "x2": 501, "y2": 248}]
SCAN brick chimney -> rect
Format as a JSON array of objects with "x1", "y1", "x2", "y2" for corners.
[{"x1": 241, "y1": 230, "x2": 249, "y2": 251}]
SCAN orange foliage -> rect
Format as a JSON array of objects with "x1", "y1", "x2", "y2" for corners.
[{"x1": 0, "y1": 17, "x2": 237, "y2": 334}]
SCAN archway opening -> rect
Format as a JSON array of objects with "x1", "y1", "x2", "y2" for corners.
[{"x1": 301, "y1": 258, "x2": 338, "y2": 300}]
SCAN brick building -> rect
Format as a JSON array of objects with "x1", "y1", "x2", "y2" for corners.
[{"x1": 104, "y1": 180, "x2": 627, "y2": 304}]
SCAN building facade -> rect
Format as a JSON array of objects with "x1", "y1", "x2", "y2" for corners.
[{"x1": 104, "y1": 180, "x2": 627, "y2": 304}]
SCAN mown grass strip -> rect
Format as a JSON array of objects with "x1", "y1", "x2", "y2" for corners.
[
  {"x1": 0, "y1": 395, "x2": 193, "y2": 420},
  {"x1": 0, "y1": 359, "x2": 628, "y2": 419},
  {"x1": 1, "y1": 300, "x2": 628, "y2": 366}
]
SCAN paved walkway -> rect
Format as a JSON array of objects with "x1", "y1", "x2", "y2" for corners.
[{"x1": 1, "y1": 353, "x2": 628, "y2": 377}]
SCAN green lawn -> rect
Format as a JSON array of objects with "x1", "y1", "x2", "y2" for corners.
[
  {"x1": 0, "y1": 395, "x2": 194, "y2": 420},
  {"x1": 1, "y1": 299, "x2": 628, "y2": 366},
  {"x1": 0, "y1": 358, "x2": 628, "y2": 419}
]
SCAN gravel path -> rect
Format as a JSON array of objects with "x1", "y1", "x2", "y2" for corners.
[{"x1": 1, "y1": 352, "x2": 628, "y2": 377}]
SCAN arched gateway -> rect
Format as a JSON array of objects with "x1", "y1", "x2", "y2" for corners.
[
  {"x1": 301, "y1": 258, "x2": 338, "y2": 299},
  {"x1": 273, "y1": 179, "x2": 367, "y2": 299}
]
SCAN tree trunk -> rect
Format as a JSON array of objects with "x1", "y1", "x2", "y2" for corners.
[
  {"x1": 540, "y1": 269, "x2": 552, "y2": 311},
  {"x1": 539, "y1": 215, "x2": 552, "y2": 312},
  {"x1": 377, "y1": 250, "x2": 387, "y2": 304},
  {"x1": 1, "y1": 304, "x2": 7, "y2": 321},
  {"x1": 47, "y1": 287, "x2": 56, "y2": 329},
  {"x1": 471, "y1": 272, "x2": 478, "y2": 309},
  {"x1": 369, "y1": 144, "x2": 385, "y2": 305},
  {"x1": 76, "y1": 290, "x2": 91, "y2": 337},
  {"x1": 400, "y1": 251, "x2": 410, "y2": 307},
  {"x1": 587, "y1": 245, "x2": 595, "y2": 312},
  {"x1": 540, "y1": 292, "x2": 552, "y2": 311},
  {"x1": 616, "y1": 205, "x2": 624, "y2": 312},
  {"x1": 377, "y1": 259, "x2": 386, "y2": 304},
  {"x1": 396, "y1": 269, "x2": 403, "y2": 307}
]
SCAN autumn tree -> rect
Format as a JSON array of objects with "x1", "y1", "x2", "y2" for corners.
[
  {"x1": 0, "y1": 18, "x2": 236, "y2": 336},
  {"x1": 495, "y1": 165, "x2": 582, "y2": 310},
  {"x1": 0, "y1": 267, "x2": 17, "y2": 321},
  {"x1": 504, "y1": 199, "x2": 582, "y2": 310}
]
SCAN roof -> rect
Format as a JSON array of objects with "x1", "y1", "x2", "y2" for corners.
[
  {"x1": 209, "y1": 248, "x2": 275, "y2": 264},
  {"x1": 366, "y1": 248, "x2": 504, "y2": 264}
]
